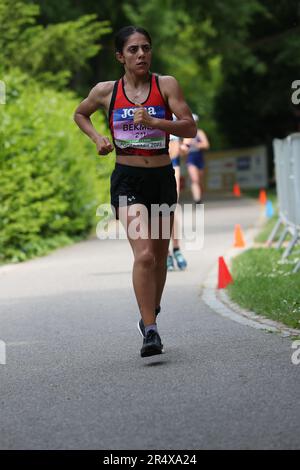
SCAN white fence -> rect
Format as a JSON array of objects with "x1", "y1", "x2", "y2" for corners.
[{"x1": 268, "y1": 133, "x2": 300, "y2": 272}]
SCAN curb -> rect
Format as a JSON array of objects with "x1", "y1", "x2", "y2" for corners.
[{"x1": 201, "y1": 207, "x2": 300, "y2": 338}]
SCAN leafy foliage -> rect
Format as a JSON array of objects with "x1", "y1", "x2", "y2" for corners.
[
  {"x1": 0, "y1": 0, "x2": 111, "y2": 88},
  {"x1": 215, "y1": 0, "x2": 300, "y2": 146},
  {"x1": 29, "y1": 0, "x2": 299, "y2": 146},
  {"x1": 0, "y1": 70, "x2": 114, "y2": 262}
]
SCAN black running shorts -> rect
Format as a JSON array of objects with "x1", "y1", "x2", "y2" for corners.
[{"x1": 110, "y1": 163, "x2": 178, "y2": 219}]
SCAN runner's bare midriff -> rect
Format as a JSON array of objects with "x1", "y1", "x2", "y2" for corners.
[{"x1": 116, "y1": 154, "x2": 172, "y2": 168}]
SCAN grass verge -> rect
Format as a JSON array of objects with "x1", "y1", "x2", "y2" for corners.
[
  {"x1": 255, "y1": 215, "x2": 278, "y2": 244},
  {"x1": 227, "y1": 248, "x2": 300, "y2": 330}
]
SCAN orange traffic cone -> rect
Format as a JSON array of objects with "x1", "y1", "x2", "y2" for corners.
[
  {"x1": 233, "y1": 183, "x2": 241, "y2": 197},
  {"x1": 233, "y1": 224, "x2": 246, "y2": 248},
  {"x1": 218, "y1": 257, "x2": 233, "y2": 289},
  {"x1": 259, "y1": 189, "x2": 267, "y2": 205}
]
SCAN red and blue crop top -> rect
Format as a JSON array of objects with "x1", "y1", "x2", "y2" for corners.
[{"x1": 108, "y1": 73, "x2": 172, "y2": 156}]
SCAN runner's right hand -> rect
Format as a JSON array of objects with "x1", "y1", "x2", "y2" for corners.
[{"x1": 95, "y1": 136, "x2": 114, "y2": 155}]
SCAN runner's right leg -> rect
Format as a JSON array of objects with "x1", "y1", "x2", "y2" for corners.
[
  {"x1": 118, "y1": 204, "x2": 157, "y2": 328},
  {"x1": 118, "y1": 205, "x2": 165, "y2": 357}
]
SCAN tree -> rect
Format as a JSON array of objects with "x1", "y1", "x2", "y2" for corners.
[
  {"x1": 215, "y1": 0, "x2": 300, "y2": 147},
  {"x1": 0, "y1": 0, "x2": 111, "y2": 88}
]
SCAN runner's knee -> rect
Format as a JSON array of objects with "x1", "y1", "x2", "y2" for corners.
[{"x1": 135, "y1": 249, "x2": 156, "y2": 269}]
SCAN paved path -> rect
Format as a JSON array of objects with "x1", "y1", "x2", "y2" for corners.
[{"x1": 0, "y1": 196, "x2": 299, "y2": 449}]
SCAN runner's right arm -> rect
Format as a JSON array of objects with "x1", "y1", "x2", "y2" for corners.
[{"x1": 74, "y1": 82, "x2": 115, "y2": 155}]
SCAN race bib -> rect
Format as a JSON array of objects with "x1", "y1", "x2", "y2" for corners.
[{"x1": 113, "y1": 105, "x2": 166, "y2": 150}]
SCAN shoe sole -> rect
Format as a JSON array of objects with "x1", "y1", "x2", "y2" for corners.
[
  {"x1": 141, "y1": 345, "x2": 164, "y2": 358},
  {"x1": 137, "y1": 321, "x2": 145, "y2": 338}
]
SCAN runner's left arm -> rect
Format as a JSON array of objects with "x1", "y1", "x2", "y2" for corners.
[{"x1": 133, "y1": 76, "x2": 197, "y2": 138}]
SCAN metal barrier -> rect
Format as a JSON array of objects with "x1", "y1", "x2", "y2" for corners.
[{"x1": 268, "y1": 133, "x2": 300, "y2": 273}]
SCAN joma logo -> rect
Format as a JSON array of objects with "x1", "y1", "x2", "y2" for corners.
[{"x1": 121, "y1": 107, "x2": 157, "y2": 119}]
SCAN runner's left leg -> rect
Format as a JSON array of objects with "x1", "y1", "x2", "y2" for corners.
[{"x1": 152, "y1": 213, "x2": 174, "y2": 310}]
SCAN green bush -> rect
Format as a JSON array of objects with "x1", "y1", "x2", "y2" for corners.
[{"x1": 0, "y1": 70, "x2": 115, "y2": 263}]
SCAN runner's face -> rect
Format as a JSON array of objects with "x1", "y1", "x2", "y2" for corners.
[{"x1": 117, "y1": 33, "x2": 152, "y2": 74}]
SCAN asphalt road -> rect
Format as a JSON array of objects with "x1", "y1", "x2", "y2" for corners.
[{"x1": 0, "y1": 196, "x2": 299, "y2": 450}]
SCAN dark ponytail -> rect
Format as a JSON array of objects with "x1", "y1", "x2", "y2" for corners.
[{"x1": 115, "y1": 26, "x2": 152, "y2": 53}]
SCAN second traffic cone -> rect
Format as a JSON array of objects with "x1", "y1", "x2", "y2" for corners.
[
  {"x1": 259, "y1": 189, "x2": 267, "y2": 205},
  {"x1": 233, "y1": 183, "x2": 241, "y2": 197},
  {"x1": 218, "y1": 257, "x2": 233, "y2": 289},
  {"x1": 233, "y1": 224, "x2": 246, "y2": 248}
]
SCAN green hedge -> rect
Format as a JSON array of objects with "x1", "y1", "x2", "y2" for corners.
[{"x1": 0, "y1": 70, "x2": 115, "y2": 263}]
